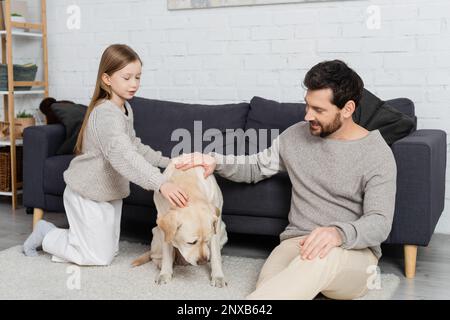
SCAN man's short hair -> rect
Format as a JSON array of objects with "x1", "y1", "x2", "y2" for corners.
[{"x1": 303, "y1": 60, "x2": 364, "y2": 109}]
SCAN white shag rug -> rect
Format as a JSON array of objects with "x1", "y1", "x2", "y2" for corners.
[{"x1": 0, "y1": 241, "x2": 399, "y2": 300}]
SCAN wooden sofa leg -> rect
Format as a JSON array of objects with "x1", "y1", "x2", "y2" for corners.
[
  {"x1": 404, "y1": 245, "x2": 417, "y2": 279},
  {"x1": 33, "y1": 208, "x2": 44, "y2": 229}
]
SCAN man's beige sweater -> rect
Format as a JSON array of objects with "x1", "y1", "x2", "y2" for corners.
[{"x1": 212, "y1": 121, "x2": 397, "y2": 259}]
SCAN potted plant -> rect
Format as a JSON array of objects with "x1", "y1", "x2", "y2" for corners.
[{"x1": 15, "y1": 110, "x2": 35, "y2": 137}]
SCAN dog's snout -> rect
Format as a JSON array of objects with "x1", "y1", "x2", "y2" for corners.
[{"x1": 197, "y1": 256, "x2": 208, "y2": 265}]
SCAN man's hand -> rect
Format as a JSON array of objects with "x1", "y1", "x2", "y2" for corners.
[
  {"x1": 159, "y1": 182, "x2": 189, "y2": 208},
  {"x1": 299, "y1": 227, "x2": 343, "y2": 260},
  {"x1": 174, "y1": 152, "x2": 217, "y2": 178}
]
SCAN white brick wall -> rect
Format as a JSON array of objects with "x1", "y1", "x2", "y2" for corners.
[{"x1": 16, "y1": 0, "x2": 450, "y2": 233}]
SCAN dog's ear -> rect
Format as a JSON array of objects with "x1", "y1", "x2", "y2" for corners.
[{"x1": 157, "y1": 210, "x2": 180, "y2": 242}]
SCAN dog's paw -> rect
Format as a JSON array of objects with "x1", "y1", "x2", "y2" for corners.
[
  {"x1": 155, "y1": 273, "x2": 172, "y2": 285},
  {"x1": 210, "y1": 276, "x2": 227, "y2": 288}
]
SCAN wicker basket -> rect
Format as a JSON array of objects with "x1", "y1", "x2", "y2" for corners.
[
  {"x1": 0, "y1": 121, "x2": 22, "y2": 139},
  {"x1": 0, "y1": 146, "x2": 23, "y2": 192},
  {"x1": 0, "y1": 63, "x2": 38, "y2": 91}
]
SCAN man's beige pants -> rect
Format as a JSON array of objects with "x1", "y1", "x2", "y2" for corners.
[{"x1": 247, "y1": 236, "x2": 379, "y2": 300}]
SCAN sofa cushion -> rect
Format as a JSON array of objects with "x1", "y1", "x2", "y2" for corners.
[
  {"x1": 43, "y1": 155, "x2": 74, "y2": 195},
  {"x1": 39, "y1": 97, "x2": 77, "y2": 125},
  {"x1": 246, "y1": 96, "x2": 306, "y2": 132},
  {"x1": 216, "y1": 173, "x2": 292, "y2": 219},
  {"x1": 354, "y1": 90, "x2": 416, "y2": 145},
  {"x1": 245, "y1": 96, "x2": 306, "y2": 152},
  {"x1": 50, "y1": 103, "x2": 87, "y2": 155},
  {"x1": 385, "y1": 98, "x2": 415, "y2": 118},
  {"x1": 130, "y1": 97, "x2": 250, "y2": 158},
  {"x1": 385, "y1": 98, "x2": 417, "y2": 130}
]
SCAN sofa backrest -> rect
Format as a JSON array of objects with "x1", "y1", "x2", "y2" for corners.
[
  {"x1": 130, "y1": 97, "x2": 250, "y2": 158},
  {"x1": 130, "y1": 93, "x2": 416, "y2": 157},
  {"x1": 245, "y1": 92, "x2": 416, "y2": 151}
]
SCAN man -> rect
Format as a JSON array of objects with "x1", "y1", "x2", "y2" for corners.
[{"x1": 175, "y1": 60, "x2": 397, "y2": 300}]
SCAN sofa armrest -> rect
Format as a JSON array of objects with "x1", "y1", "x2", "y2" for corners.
[
  {"x1": 388, "y1": 129, "x2": 447, "y2": 245},
  {"x1": 23, "y1": 124, "x2": 66, "y2": 209}
]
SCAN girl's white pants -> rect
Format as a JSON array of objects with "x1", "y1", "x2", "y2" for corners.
[{"x1": 42, "y1": 186, "x2": 123, "y2": 266}]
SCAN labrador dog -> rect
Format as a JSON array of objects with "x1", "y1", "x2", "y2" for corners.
[{"x1": 132, "y1": 161, "x2": 228, "y2": 287}]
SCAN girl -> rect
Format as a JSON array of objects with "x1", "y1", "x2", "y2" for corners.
[{"x1": 23, "y1": 44, "x2": 188, "y2": 266}]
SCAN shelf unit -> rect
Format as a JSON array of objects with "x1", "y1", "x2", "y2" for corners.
[
  {"x1": 0, "y1": 30, "x2": 42, "y2": 37},
  {"x1": 0, "y1": 138, "x2": 22, "y2": 146},
  {"x1": 0, "y1": 90, "x2": 45, "y2": 95},
  {"x1": 0, "y1": 0, "x2": 48, "y2": 209}
]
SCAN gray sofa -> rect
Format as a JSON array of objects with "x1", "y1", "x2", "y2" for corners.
[{"x1": 23, "y1": 94, "x2": 447, "y2": 279}]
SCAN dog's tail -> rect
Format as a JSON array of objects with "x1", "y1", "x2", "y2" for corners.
[{"x1": 131, "y1": 251, "x2": 152, "y2": 267}]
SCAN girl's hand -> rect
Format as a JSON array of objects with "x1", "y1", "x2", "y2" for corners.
[
  {"x1": 159, "y1": 182, "x2": 189, "y2": 208},
  {"x1": 174, "y1": 152, "x2": 217, "y2": 178}
]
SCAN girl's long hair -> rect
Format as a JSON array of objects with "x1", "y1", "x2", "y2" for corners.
[{"x1": 74, "y1": 44, "x2": 142, "y2": 155}]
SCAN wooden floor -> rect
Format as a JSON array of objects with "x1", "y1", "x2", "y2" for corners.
[{"x1": 1, "y1": 197, "x2": 449, "y2": 300}]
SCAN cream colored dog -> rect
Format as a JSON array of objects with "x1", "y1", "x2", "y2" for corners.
[{"x1": 132, "y1": 161, "x2": 228, "y2": 287}]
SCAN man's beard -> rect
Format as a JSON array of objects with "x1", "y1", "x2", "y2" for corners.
[{"x1": 309, "y1": 113, "x2": 343, "y2": 138}]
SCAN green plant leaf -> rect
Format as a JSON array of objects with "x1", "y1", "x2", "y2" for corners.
[{"x1": 16, "y1": 110, "x2": 34, "y2": 118}]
